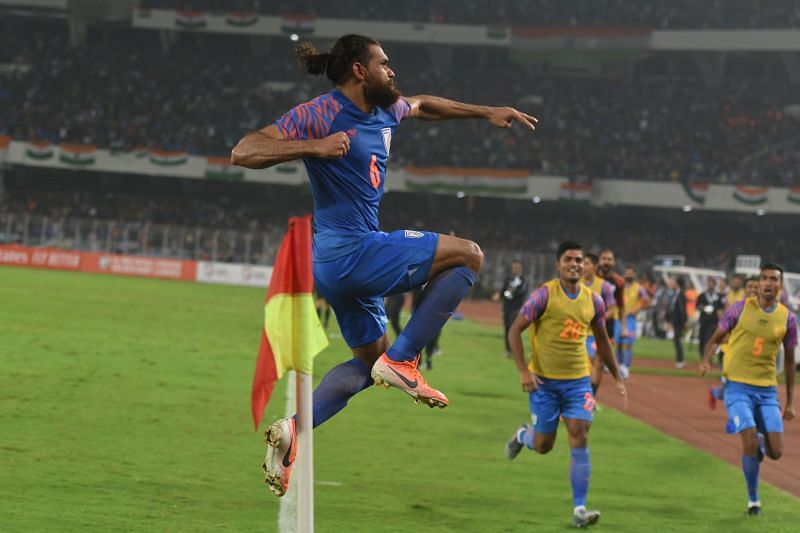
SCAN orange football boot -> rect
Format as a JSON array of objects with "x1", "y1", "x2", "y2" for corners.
[{"x1": 371, "y1": 353, "x2": 449, "y2": 408}]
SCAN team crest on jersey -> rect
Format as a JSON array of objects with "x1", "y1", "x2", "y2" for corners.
[
  {"x1": 381, "y1": 127, "x2": 392, "y2": 155},
  {"x1": 404, "y1": 230, "x2": 424, "y2": 239}
]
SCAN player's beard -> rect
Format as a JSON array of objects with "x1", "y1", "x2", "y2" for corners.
[{"x1": 364, "y1": 75, "x2": 401, "y2": 108}]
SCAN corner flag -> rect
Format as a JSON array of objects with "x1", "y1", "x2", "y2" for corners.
[{"x1": 251, "y1": 214, "x2": 328, "y2": 430}]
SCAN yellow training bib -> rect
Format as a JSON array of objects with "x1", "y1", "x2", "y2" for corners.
[
  {"x1": 528, "y1": 279, "x2": 594, "y2": 379},
  {"x1": 726, "y1": 288, "x2": 745, "y2": 309},
  {"x1": 724, "y1": 297, "x2": 788, "y2": 387},
  {"x1": 624, "y1": 281, "x2": 643, "y2": 318}
]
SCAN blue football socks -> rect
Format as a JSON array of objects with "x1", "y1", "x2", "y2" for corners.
[
  {"x1": 623, "y1": 346, "x2": 633, "y2": 368},
  {"x1": 306, "y1": 358, "x2": 373, "y2": 428},
  {"x1": 742, "y1": 454, "x2": 760, "y2": 503},
  {"x1": 570, "y1": 447, "x2": 591, "y2": 507},
  {"x1": 517, "y1": 425, "x2": 536, "y2": 450},
  {"x1": 387, "y1": 266, "x2": 476, "y2": 362}
]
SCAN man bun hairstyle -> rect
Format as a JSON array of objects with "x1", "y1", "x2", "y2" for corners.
[{"x1": 296, "y1": 34, "x2": 379, "y2": 85}]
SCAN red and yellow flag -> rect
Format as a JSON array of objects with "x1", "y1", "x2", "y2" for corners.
[{"x1": 251, "y1": 215, "x2": 328, "y2": 429}]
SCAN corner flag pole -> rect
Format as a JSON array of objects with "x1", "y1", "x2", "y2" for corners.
[
  {"x1": 255, "y1": 215, "x2": 323, "y2": 533},
  {"x1": 296, "y1": 372, "x2": 314, "y2": 532},
  {"x1": 277, "y1": 370, "x2": 315, "y2": 533}
]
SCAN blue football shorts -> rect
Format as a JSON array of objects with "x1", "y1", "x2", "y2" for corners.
[
  {"x1": 724, "y1": 380, "x2": 783, "y2": 435},
  {"x1": 528, "y1": 376, "x2": 594, "y2": 434},
  {"x1": 313, "y1": 230, "x2": 439, "y2": 348},
  {"x1": 623, "y1": 314, "x2": 638, "y2": 342}
]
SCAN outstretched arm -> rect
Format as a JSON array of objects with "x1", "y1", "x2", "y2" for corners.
[
  {"x1": 231, "y1": 125, "x2": 350, "y2": 169},
  {"x1": 405, "y1": 95, "x2": 537, "y2": 130}
]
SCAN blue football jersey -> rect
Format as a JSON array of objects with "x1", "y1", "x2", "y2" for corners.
[{"x1": 275, "y1": 89, "x2": 410, "y2": 261}]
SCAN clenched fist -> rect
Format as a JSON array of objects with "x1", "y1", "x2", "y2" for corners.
[{"x1": 313, "y1": 132, "x2": 350, "y2": 159}]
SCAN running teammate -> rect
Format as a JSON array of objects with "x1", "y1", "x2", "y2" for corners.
[
  {"x1": 505, "y1": 242, "x2": 626, "y2": 528},
  {"x1": 699, "y1": 264, "x2": 796, "y2": 516},
  {"x1": 583, "y1": 253, "x2": 615, "y2": 396},
  {"x1": 618, "y1": 265, "x2": 649, "y2": 378},
  {"x1": 597, "y1": 249, "x2": 626, "y2": 350},
  {"x1": 232, "y1": 34, "x2": 537, "y2": 496},
  {"x1": 709, "y1": 277, "x2": 760, "y2": 408},
  {"x1": 726, "y1": 275, "x2": 746, "y2": 308}
]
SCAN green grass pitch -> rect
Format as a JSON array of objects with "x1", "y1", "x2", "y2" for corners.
[{"x1": 1, "y1": 267, "x2": 797, "y2": 532}]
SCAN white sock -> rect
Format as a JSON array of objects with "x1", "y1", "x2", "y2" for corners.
[
  {"x1": 748, "y1": 500, "x2": 761, "y2": 508},
  {"x1": 574, "y1": 505, "x2": 586, "y2": 514}
]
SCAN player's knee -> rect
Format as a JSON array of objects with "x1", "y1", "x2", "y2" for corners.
[
  {"x1": 534, "y1": 441, "x2": 553, "y2": 454},
  {"x1": 465, "y1": 240, "x2": 484, "y2": 274}
]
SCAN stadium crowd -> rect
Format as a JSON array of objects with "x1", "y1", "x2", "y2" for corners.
[
  {"x1": 2, "y1": 17, "x2": 799, "y2": 186},
  {"x1": 140, "y1": 0, "x2": 800, "y2": 29}
]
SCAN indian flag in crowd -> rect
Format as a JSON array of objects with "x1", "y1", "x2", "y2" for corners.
[
  {"x1": 682, "y1": 182, "x2": 709, "y2": 205},
  {"x1": 788, "y1": 187, "x2": 800, "y2": 205},
  {"x1": 280, "y1": 14, "x2": 316, "y2": 36},
  {"x1": 0, "y1": 135, "x2": 9, "y2": 162},
  {"x1": 733, "y1": 185, "x2": 769, "y2": 205},
  {"x1": 25, "y1": 140, "x2": 54, "y2": 160},
  {"x1": 174, "y1": 10, "x2": 207, "y2": 29},
  {"x1": 511, "y1": 26, "x2": 651, "y2": 50},
  {"x1": 59, "y1": 143, "x2": 96, "y2": 166},
  {"x1": 559, "y1": 182, "x2": 592, "y2": 202},
  {"x1": 205, "y1": 156, "x2": 245, "y2": 180},
  {"x1": 404, "y1": 167, "x2": 528, "y2": 196},
  {"x1": 150, "y1": 150, "x2": 188, "y2": 166},
  {"x1": 225, "y1": 11, "x2": 259, "y2": 27},
  {"x1": 251, "y1": 215, "x2": 328, "y2": 429}
]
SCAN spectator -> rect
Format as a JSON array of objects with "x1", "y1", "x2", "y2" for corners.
[
  {"x1": 668, "y1": 277, "x2": 688, "y2": 368},
  {"x1": 697, "y1": 277, "x2": 725, "y2": 358},
  {"x1": 493, "y1": 259, "x2": 529, "y2": 357}
]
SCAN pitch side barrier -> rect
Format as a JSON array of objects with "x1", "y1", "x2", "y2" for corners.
[
  {"x1": 0, "y1": 244, "x2": 273, "y2": 288},
  {"x1": 653, "y1": 265, "x2": 725, "y2": 291}
]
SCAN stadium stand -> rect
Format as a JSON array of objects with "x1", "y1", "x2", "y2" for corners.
[
  {"x1": 2, "y1": 15, "x2": 800, "y2": 185},
  {"x1": 140, "y1": 0, "x2": 800, "y2": 29},
  {"x1": 2, "y1": 6, "x2": 800, "y2": 293}
]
